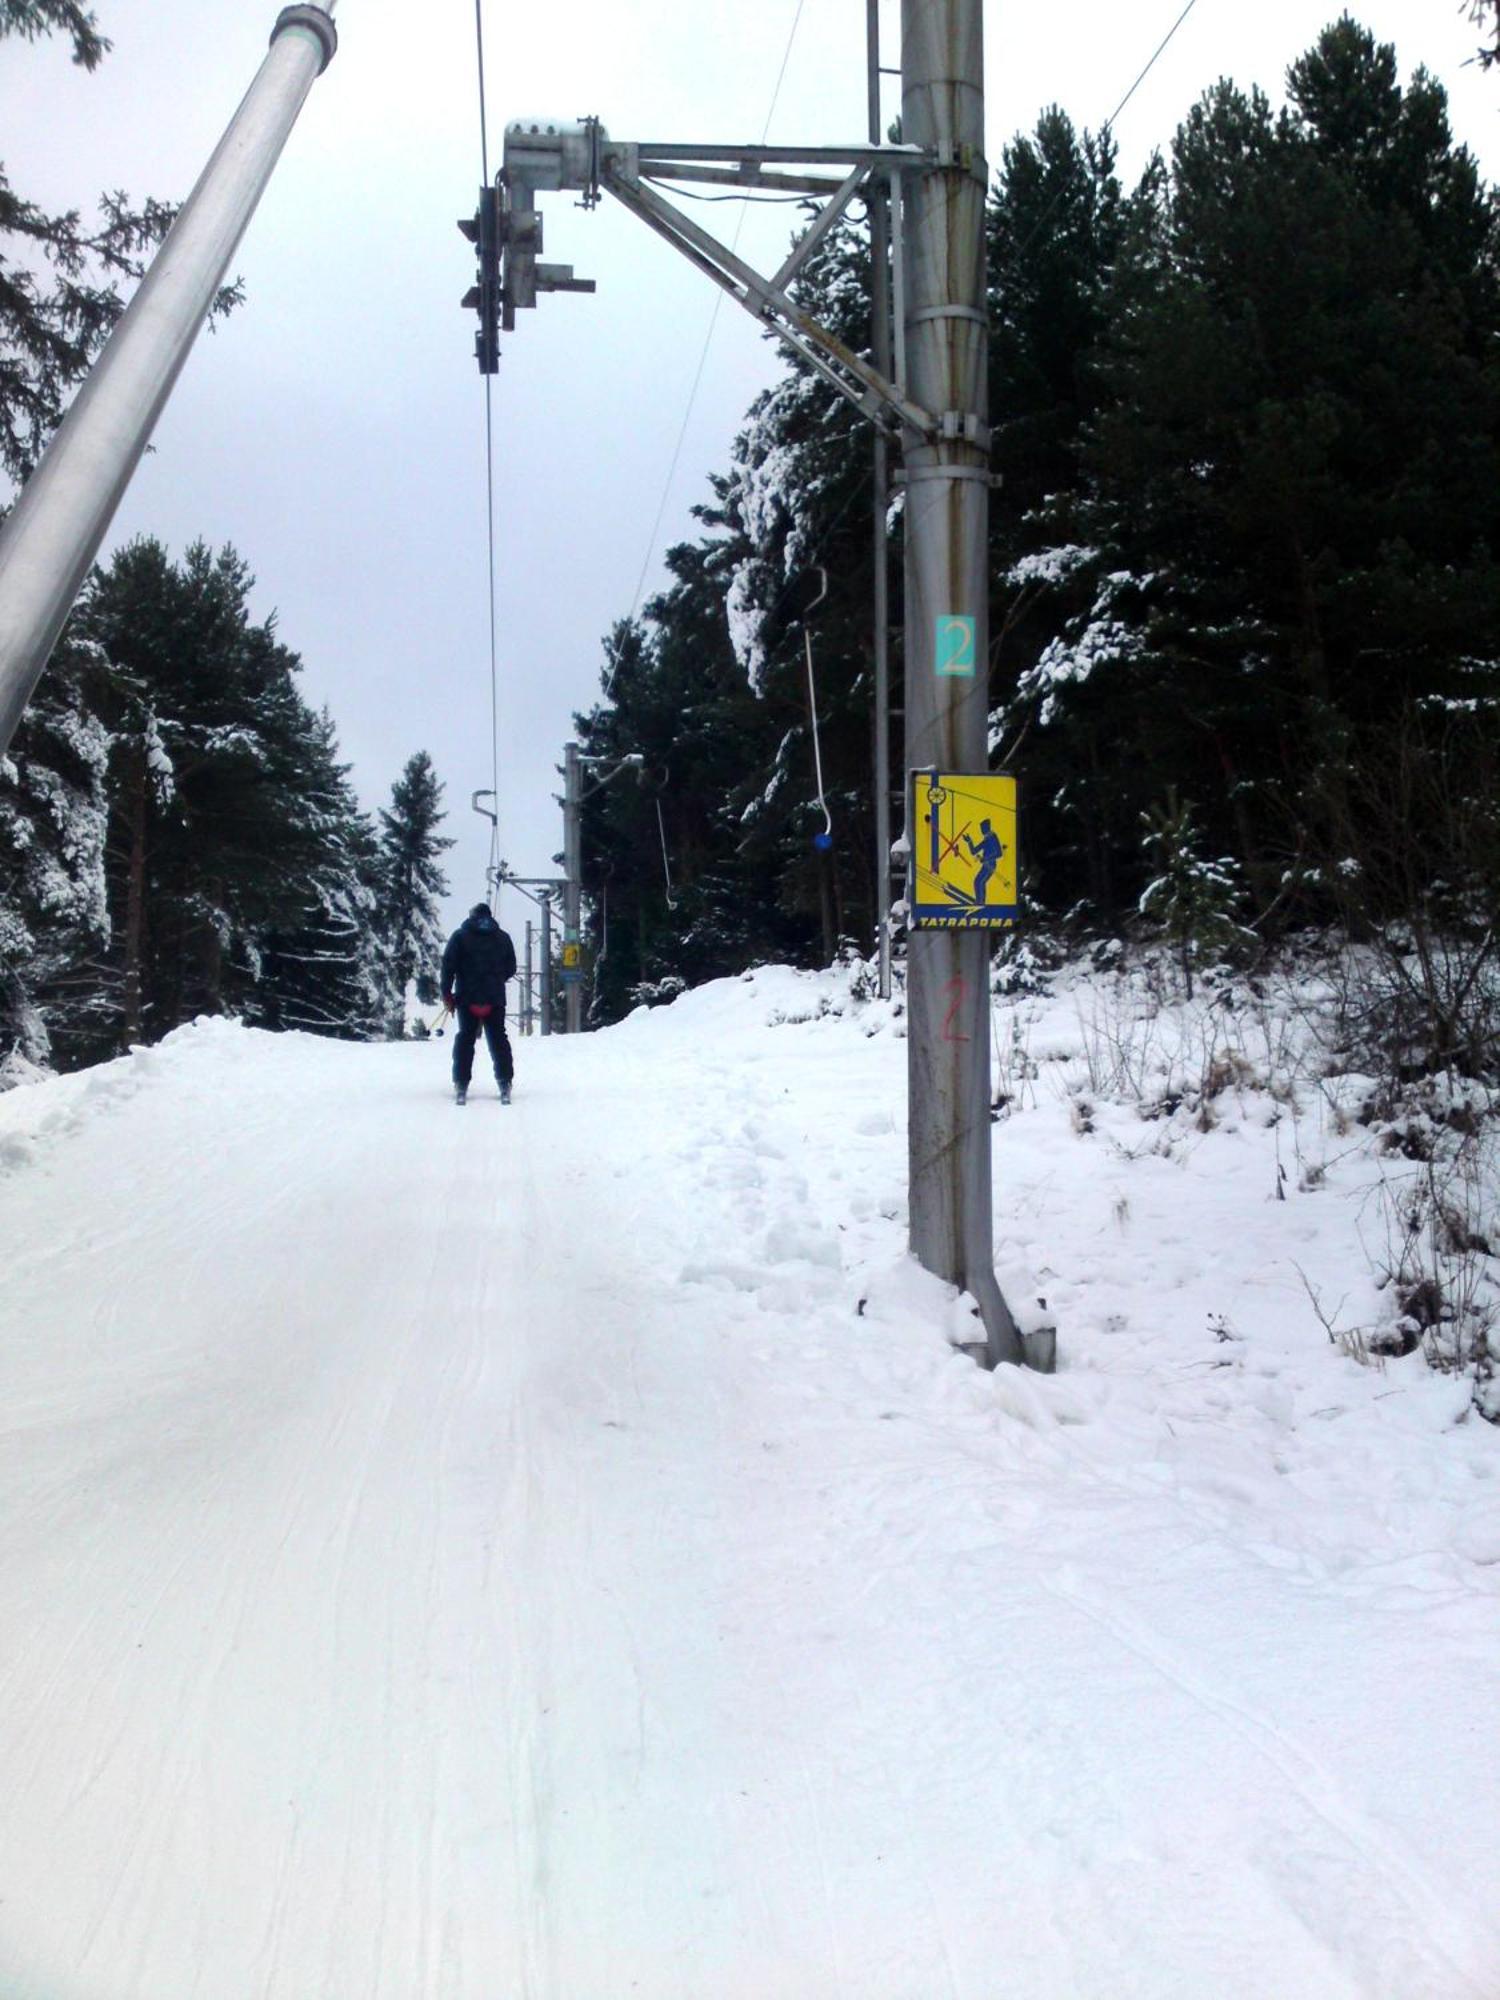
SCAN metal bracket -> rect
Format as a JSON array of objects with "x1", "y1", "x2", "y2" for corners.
[
  {"x1": 602, "y1": 157, "x2": 937, "y2": 440},
  {"x1": 938, "y1": 410, "x2": 992, "y2": 450},
  {"x1": 481, "y1": 117, "x2": 945, "y2": 439},
  {"x1": 901, "y1": 463, "x2": 993, "y2": 485},
  {"x1": 930, "y1": 139, "x2": 987, "y2": 183}
]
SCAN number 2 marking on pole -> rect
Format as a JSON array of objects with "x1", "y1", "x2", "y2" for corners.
[
  {"x1": 936, "y1": 615, "x2": 976, "y2": 678},
  {"x1": 941, "y1": 975, "x2": 971, "y2": 1043}
]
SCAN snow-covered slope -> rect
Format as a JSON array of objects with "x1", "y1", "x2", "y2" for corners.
[{"x1": 1, "y1": 969, "x2": 1497, "y2": 1998}]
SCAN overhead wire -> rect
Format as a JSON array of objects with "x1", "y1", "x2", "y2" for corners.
[
  {"x1": 626, "y1": 0, "x2": 808, "y2": 623},
  {"x1": 1101, "y1": 0, "x2": 1205, "y2": 136},
  {"x1": 1009, "y1": 0, "x2": 1207, "y2": 264},
  {"x1": 474, "y1": 0, "x2": 502, "y2": 898}
]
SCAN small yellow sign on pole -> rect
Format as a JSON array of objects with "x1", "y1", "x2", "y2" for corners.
[{"x1": 909, "y1": 768, "x2": 1018, "y2": 928}]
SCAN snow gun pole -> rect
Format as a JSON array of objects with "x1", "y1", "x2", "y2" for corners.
[
  {"x1": 901, "y1": 0, "x2": 1027, "y2": 1368},
  {"x1": 523, "y1": 922, "x2": 534, "y2": 1035},
  {"x1": 0, "y1": 6, "x2": 339, "y2": 761}
]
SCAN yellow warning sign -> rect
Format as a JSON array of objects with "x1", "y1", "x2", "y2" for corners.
[
  {"x1": 562, "y1": 941, "x2": 581, "y2": 969},
  {"x1": 909, "y1": 769, "x2": 1018, "y2": 928}
]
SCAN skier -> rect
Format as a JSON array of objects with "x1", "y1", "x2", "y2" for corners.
[
  {"x1": 440, "y1": 901, "x2": 517, "y2": 1106},
  {"x1": 963, "y1": 818, "x2": 1005, "y2": 905}
]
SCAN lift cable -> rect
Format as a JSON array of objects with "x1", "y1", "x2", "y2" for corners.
[
  {"x1": 474, "y1": 0, "x2": 502, "y2": 896},
  {"x1": 1011, "y1": 0, "x2": 1207, "y2": 266},
  {"x1": 1103, "y1": 0, "x2": 1205, "y2": 136},
  {"x1": 626, "y1": 0, "x2": 808, "y2": 622}
]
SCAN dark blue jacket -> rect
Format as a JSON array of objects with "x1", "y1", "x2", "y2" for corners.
[{"x1": 441, "y1": 912, "x2": 517, "y2": 1010}]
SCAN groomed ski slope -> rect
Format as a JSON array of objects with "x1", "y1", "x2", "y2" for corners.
[{"x1": 1, "y1": 965, "x2": 1498, "y2": 2000}]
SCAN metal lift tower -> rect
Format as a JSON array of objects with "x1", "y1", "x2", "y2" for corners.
[{"x1": 465, "y1": 0, "x2": 1052, "y2": 1370}]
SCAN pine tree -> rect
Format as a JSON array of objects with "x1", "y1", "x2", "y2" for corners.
[
  {"x1": 1000, "y1": 20, "x2": 1500, "y2": 929},
  {"x1": 375, "y1": 750, "x2": 452, "y2": 1033},
  {"x1": 0, "y1": 2, "x2": 239, "y2": 485},
  {"x1": 71, "y1": 537, "x2": 384, "y2": 1053},
  {"x1": 256, "y1": 709, "x2": 386, "y2": 1042},
  {"x1": 1138, "y1": 790, "x2": 1247, "y2": 997},
  {"x1": 0, "y1": 634, "x2": 110, "y2": 1068},
  {"x1": 988, "y1": 109, "x2": 1121, "y2": 552},
  {"x1": 986, "y1": 108, "x2": 1130, "y2": 919}
]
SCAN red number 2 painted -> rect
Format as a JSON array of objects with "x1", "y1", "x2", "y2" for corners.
[{"x1": 941, "y1": 975, "x2": 972, "y2": 1043}]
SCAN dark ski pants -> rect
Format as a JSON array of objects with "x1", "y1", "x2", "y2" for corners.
[{"x1": 453, "y1": 1007, "x2": 513, "y2": 1088}]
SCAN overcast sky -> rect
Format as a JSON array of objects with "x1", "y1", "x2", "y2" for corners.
[{"x1": 2, "y1": 0, "x2": 1495, "y2": 937}]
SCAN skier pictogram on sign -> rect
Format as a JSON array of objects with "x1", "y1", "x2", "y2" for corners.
[{"x1": 909, "y1": 768, "x2": 1019, "y2": 929}]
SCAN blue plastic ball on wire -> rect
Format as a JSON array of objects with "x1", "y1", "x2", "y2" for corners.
[{"x1": 813, "y1": 830, "x2": 833, "y2": 852}]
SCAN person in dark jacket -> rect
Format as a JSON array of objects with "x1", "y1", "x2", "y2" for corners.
[{"x1": 441, "y1": 902, "x2": 518, "y2": 1105}]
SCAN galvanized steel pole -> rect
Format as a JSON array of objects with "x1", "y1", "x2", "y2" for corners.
[
  {"x1": 523, "y1": 921, "x2": 535, "y2": 1035},
  {"x1": 563, "y1": 741, "x2": 583, "y2": 1033},
  {"x1": 901, "y1": 0, "x2": 1023, "y2": 1366},
  {"x1": 0, "y1": 5, "x2": 338, "y2": 759}
]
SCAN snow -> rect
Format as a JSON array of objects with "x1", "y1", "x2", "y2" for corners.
[
  {"x1": 1004, "y1": 543, "x2": 1098, "y2": 587},
  {"x1": 1014, "y1": 569, "x2": 1148, "y2": 726},
  {"x1": 1, "y1": 966, "x2": 1498, "y2": 1997}
]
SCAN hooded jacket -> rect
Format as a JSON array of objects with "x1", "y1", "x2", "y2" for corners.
[{"x1": 441, "y1": 909, "x2": 517, "y2": 1011}]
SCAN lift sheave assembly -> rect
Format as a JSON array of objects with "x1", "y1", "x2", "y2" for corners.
[{"x1": 457, "y1": 116, "x2": 959, "y2": 450}]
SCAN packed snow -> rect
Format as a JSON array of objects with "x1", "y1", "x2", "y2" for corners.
[{"x1": 1, "y1": 961, "x2": 1497, "y2": 1998}]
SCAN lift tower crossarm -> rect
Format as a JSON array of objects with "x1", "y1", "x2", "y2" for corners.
[
  {"x1": 496, "y1": 121, "x2": 944, "y2": 442},
  {"x1": 602, "y1": 156, "x2": 935, "y2": 441},
  {"x1": 632, "y1": 141, "x2": 926, "y2": 169},
  {"x1": 638, "y1": 165, "x2": 853, "y2": 197}
]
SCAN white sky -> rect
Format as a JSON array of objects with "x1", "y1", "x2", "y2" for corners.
[{"x1": 2, "y1": 0, "x2": 1495, "y2": 936}]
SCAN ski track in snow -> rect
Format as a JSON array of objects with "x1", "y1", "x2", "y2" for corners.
[{"x1": 0, "y1": 975, "x2": 1498, "y2": 1998}]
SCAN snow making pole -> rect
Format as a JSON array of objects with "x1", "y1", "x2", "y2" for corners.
[
  {"x1": 563, "y1": 741, "x2": 583, "y2": 1033},
  {"x1": 0, "y1": 6, "x2": 339, "y2": 760},
  {"x1": 900, "y1": 0, "x2": 1024, "y2": 1367},
  {"x1": 523, "y1": 921, "x2": 535, "y2": 1035}
]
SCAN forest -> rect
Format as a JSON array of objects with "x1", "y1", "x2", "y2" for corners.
[
  {"x1": 576, "y1": 16, "x2": 1500, "y2": 1093},
  {"x1": 3, "y1": 13, "x2": 1497, "y2": 1095},
  {"x1": 0, "y1": 540, "x2": 452, "y2": 1070}
]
